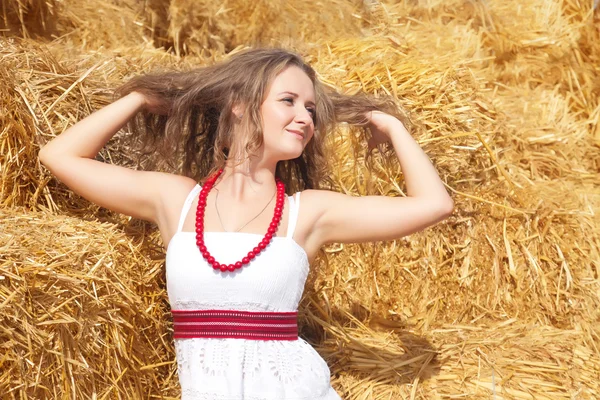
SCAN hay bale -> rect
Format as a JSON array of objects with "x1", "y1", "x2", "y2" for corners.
[
  {"x1": 0, "y1": 207, "x2": 176, "y2": 398},
  {"x1": 0, "y1": 38, "x2": 202, "y2": 210},
  {"x1": 0, "y1": 0, "x2": 59, "y2": 38},
  {"x1": 153, "y1": 0, "x2": 367, "y2": 55},
  {"x1": 0, "y1": 0, "x2": 150, "y2": 49},
  {"x1": 299, "y1": 36, "x2": 600, "y2": 398},
  {"x1": 54, "y1": 0, "x2": 151, "y2": 51}
]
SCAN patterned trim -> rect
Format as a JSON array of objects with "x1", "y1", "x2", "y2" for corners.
[{"x1": 172, "y1": 309, "x2": 298, "y2": 341}]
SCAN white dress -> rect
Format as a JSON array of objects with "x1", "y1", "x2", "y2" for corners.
[{"x1": 166, "y1": 184, "x2": 343, "y2": 400}]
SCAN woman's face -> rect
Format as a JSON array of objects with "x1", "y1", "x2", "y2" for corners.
[{"x1": 259, "y1": 65, "x2": 316, "y2": 161}]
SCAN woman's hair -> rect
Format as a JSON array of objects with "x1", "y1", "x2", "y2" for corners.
[{"x1": 114, "y1": 48, "x2": 410, "y2": 194}]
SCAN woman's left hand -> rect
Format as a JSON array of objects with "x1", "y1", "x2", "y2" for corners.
[{"x1": 365, "y1": 111, "x2": 405, "y2": 151}]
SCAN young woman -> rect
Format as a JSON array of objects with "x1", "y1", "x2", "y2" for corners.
[{"x1": 38, "y1": 48, "x2": 453, "y2": 399}]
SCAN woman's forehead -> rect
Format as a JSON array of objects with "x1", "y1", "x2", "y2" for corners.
[{"x1": 267, "y1": 66, "x2": 315, "y2": 101}]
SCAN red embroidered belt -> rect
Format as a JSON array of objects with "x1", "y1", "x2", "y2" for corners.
[{"x1": 171, "y1": 309, "x2": 298, "y2": 341}]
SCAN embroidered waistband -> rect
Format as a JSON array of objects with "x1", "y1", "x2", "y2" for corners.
[{"x1": 171, "y1": 309, "x2": 298, "y2": 341}]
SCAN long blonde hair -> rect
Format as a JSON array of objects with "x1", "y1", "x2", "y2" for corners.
[{"x1": 115, "y1": 48, "x2": 409, "y2": 194}]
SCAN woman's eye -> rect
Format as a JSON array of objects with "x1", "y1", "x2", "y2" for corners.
[{"x1": 282, "y1": 98, "x2": 316, "y2": 119}]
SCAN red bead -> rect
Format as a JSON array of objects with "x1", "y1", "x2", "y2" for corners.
[{"x1": 196, "y1": 168, "x2": 284, "y2": 272}]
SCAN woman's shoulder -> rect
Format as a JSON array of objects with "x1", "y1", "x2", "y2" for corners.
[
  {"x1": 292, "y1": 188, "x2": 343, "y2": 256},
  {"x1": 155, "y1": 174, "x2": 198, "y2": 221},
  {"x1": 294, "y1": 188, "x2": 355, "y2": 229},
  {"x1": 294, "y1": 188, "x2": 337, "y2": 223},
  {"x1": 296, "y1": 188, "x2": 336, "y2": 203},
  {"x1": 161, "y1": 174, "x2": 199, "y2": 196}
]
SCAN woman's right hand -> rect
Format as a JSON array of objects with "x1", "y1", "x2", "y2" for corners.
[{"x1": 133, "y1": 91, "x2": 171, "y2": 115}]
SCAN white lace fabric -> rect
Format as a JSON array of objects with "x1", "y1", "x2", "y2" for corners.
[
  {"x1": 174, "y1": 337, "x2": 337, "y2": 400},
  {"x1": 166, "y1": 185, "x2": 342, "y2": 400}
]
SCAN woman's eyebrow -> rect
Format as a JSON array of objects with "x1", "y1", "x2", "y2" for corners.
[{"x1": 278, "y1": 91, "x2": 316, "y2": 106}]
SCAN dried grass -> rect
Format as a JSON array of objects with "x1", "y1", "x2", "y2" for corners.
[
  {"x1": 154, "y1": 0, "x2": 369, "y2": 56},
  {"x1": 0, "y1": 209, "x2": 178, "y2": 398},
  {"x1": 1, "y1": 0, "x2": 599, "y2": 398},
  {"x1": 0, "y1": 0, "x2": 59, "y2": 38}
]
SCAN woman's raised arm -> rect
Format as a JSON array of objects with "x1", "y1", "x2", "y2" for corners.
[
  {"x1": 305, "y1": 111, "x2": 454, "y2": 245},
  {"x1": 38, "y1": 92, "x2": 190, "y2": 224}
]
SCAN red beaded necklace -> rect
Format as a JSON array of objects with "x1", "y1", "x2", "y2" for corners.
[{"x1": 195, "y1": 169, "x2": 285, "y2": 272}]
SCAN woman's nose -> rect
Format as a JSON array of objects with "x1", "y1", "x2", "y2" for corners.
[{"x1": 295, "y1": 107, "x2": 313, "y2": 124}]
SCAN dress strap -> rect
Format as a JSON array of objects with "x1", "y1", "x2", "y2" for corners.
[
  {"x1": 177, "y1": 184, "x2": 201, "y2": 233},
  {"x1": 286, "y1": 192, "x2": 301, "y2": 238}
]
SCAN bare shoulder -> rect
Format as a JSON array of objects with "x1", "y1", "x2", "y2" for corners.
[
  {"x1": 292, "y1": 188, "x2": 335, "y2": 253},
  {"x1": 154, "y1": 174, "x2": 198, "y2": 243},
  {"x1": 294, "y1": 189, "x2": 328, "y2": 225}
]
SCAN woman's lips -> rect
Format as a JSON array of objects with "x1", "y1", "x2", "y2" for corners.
[{"x1": 286, "y1": 129, "x2": 304, "y2": 139}]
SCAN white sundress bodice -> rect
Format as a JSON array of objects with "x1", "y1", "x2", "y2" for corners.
[{"x1": 166, "y1": 184, "x2": 342, "y2": 400}]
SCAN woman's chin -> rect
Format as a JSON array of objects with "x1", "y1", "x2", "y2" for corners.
[{"x1": 276, "y1": 149, "x2": 304, "y2": 161}]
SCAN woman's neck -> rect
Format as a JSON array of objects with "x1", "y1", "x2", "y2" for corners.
[{"x1": 214, "y1": 161, "x2": 278, "y2": 202}]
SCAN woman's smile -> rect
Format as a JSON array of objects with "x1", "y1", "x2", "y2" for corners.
[{"x1": 286, "y1": 129, "x2": 305, "y2": 139}]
